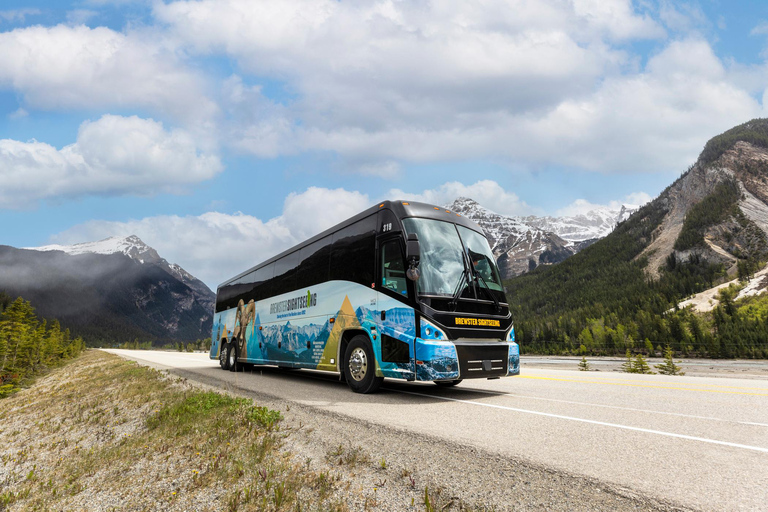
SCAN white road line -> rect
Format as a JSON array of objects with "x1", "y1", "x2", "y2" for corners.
[
  {"x1": 741, "y1": 421, "x2": 768, "y2": 427},
  {"x1": 396, "y1": 390, "x2": 768, "y2": 454},
  {"x1": 458, "y1": 388, "x2": 768, "y2": 427}
]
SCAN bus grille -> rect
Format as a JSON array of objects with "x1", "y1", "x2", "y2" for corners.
[{"x1": 455, "y1": 343, "x2": 508, "y2": 378}]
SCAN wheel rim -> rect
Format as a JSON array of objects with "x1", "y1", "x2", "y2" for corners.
[
  {"x1": 220, "y1": 345, "x2": 227, "y2": 365},
  {"x1": 229, "y1": 347, "x2": 236, "y2": 367},
  {"x1": 348, "y1": 347, "x2": 368, "y2": 381}
]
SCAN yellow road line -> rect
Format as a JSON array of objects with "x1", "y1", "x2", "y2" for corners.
[{"x1": 520, "y1": 375, "x2": 768, "y2": 396}]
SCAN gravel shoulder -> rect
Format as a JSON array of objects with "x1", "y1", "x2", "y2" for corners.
[{"x1": 0, "y1": 351, "x2": 694, "y2": 511}]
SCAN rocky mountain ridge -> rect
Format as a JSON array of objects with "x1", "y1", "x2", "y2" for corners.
[
  {"x1": 447, "y1": 198, "x2": 637, "y2": 278},
  {"x1": 641, "y1": 137, "x2": 768, "y2": 278},
  {"x1": 2, "y1": 236, "x2": 215, "y2": 344},
  {"x1": 28, "y1": 235, "x2": 215, "y2": 315}
]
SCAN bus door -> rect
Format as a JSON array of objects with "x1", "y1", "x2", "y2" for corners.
[{"x1": 376, "y1": 236, "x2": 416, "y2": 380}]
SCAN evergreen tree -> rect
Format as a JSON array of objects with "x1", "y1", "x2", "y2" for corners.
[
  {"x1": 655, "y1": 345, "x2": 685, "y2": 375},
  {"x1": 621, "y1": 350, "x2": 634, "y2": 373},
  {"x1": 632, "y1": 354, "x2": 654, "y2": 374},
  {"x1": 578, "y1": 356, "x2": 591, "y2": 371},
  {"x1": 0, "y1": 295, "x2": 85, "y2": 399}
]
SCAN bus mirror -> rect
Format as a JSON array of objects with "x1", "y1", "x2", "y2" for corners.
[{"x1": 406, "y1": 233, "x2": 420, "y2": 281}]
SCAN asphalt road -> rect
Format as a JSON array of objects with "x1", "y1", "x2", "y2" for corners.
[{"x1": 105, "y1": 349, "x2": 768, "y2": 511}]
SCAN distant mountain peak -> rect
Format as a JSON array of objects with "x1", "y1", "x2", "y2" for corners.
[
  {"x1": 25, "y1": 235, "x2": 214, "y2": 317},
  {"x1": 447, "y1": 197, "x2": 637, "y2": 278},
  {"x1": 27, "y1": 235, "x2": 162, "y2": 264}
]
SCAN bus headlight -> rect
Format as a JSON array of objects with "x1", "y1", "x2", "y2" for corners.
[{"x1": 420, "y1": 318, "x2": 447, "y2": 340}]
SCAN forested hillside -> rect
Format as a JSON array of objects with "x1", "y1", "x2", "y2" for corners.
[
  {"x1": 0, "y1": 292, "x2": 85, "y2": 397},
  {"x1": 506, "y1": 120, "x2": 768, "y2": 359}
]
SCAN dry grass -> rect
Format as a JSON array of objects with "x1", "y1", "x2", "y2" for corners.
[{"x1": 0, "y1": 350, "x2": 347, "y2": 511}]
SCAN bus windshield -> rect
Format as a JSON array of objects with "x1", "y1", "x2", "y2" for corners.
[{"x1": 402, "y1": 218, "x2": 504, "y2": 296}]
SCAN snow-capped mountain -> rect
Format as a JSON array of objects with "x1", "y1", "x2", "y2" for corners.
[
  {"x1": 521, "y1": 204, "x2": 638, "y2": 245},
  {"x1": 5, "y1": 235, "x2": 216, "y2": 343},
  {"x1": 448, "y1": 198, "x2": 637, "y2": 278},
  {"x1": 27, "y1": 235, "x2": 214, "y2": 314},
  {"x1": 30, "y1": 235, "x2": 161, "y2": 262}
]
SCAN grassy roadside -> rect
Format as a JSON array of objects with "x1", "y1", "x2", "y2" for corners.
[{"x1": 0, "y1": 350, "x2": 347, "y2": 511}]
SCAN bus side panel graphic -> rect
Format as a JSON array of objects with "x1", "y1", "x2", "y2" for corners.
[{"x1": 211, "y1": 281, "x2": 419, "y2": 376}]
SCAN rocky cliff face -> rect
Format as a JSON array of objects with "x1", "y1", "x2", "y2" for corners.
[
  {"x1": 640, "y1": 133, "x2": 768, "y2": 277},
  {"x1": 1, "y1": 236, "x2": 215, "y2": 343},
  {"x1": 448, "y1": 198, "x2": 635, "y2": 278}
]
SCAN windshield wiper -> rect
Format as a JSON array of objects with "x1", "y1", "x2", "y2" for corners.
[
  {"x1": 468, "y1": 261, "x2": 502, "y2": 313},
  {"x1": 448, "y1": 267, "x2": 469, "y2": 311}
]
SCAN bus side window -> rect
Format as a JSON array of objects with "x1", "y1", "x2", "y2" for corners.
[{"x1": 381, "y1": 240, "x2": 407, "y2": 295}]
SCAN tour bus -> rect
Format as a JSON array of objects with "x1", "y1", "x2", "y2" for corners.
[{"x1": 210, "y1": 200, "x2": 519, "y2": 393}]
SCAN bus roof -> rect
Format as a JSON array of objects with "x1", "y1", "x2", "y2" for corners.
[{"x1": 218, "y1": 200, "x2": 485, "y2": 289}]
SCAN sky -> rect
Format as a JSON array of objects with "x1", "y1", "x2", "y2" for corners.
[{"x1": 2, "y1": 0, "x2": 768, "y2": 290}]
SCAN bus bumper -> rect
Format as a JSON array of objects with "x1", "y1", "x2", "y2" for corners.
[{"x1": 414, "y1": 338, "x2": 520, "y2": 381}]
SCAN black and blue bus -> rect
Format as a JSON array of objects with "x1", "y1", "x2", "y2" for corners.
[{"x1": 210, "y1": 200, "x2": 519, "y2": 393}]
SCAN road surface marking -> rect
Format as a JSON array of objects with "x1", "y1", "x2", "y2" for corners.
[
  {"x1": 741, "y1": 421, "x2": 768, "y2": 427},
  {"x1": 520, "y1": 375, "x2": 768, "y2": 396},
  {"x1": 397, "y1": 390, "x2": 768, "y2": 454},
  {"x1": 456, "y1": 388, "x2": 768, "y2": 427}
]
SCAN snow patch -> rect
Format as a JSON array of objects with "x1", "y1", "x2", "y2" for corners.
[{"x1": 26, "y1": 235, "x2": 152, "y2": 260}]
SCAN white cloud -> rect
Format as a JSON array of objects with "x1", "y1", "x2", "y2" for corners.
[
  {"x1": 658, "y1": 1, "x2": 709, "y2": 33},
  {"x1": 153, "y1": 1, "x2": 646, "y2": 151},
  {"x1": 149, "y1": 1, "x2": 761, "y2": 175},
  {"x1": 50, "y1": 187, "x2": 373, "y2": 288},
  {"x1": 0, "y1": 24, "x2": 217, "y2": 123},
  {"x1": 556, "y1": 191, "x2": 652, "y2": 216},
  {"x1": 0, "y1": 9, "x2": 41, "y2": 23},
  {"x1": 751, "y1": 21, "x2": 768, "y2": 36},
  {"x1": 66, "y1": 10, "x2": 99, "y2": 25},
  {"x1": 388, "y1": 180, "x2": 535, "y2": 217},
  {"x1": 0, "y1": 114, "x2": 222, "y2": 208},
  {"x1": 571, "y1": 0, "x2": 665, "y2": 41}
]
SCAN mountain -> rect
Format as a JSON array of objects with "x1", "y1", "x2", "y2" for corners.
[
  {"x1": 521, "y1": 204, "x2": 638, "y2": 245},
  {"x1": 505, "y1": 118, "x2": 768, "y2": 359},
  {"x1": 447, "y1": 198, "x2": 636, "y2": 278},
  {"x1": 0, "y1": 236, "x2": 215, "y2": 344}
]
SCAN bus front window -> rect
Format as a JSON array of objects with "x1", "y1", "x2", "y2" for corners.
[
  {"x1": 402, "y1": 217, "x2": 505, "y2": 303},
  {"x1": 402, "y1": 218, "x2": 465, "y2": 296},
  {"x1": 457, "y1": 225, "x2": 503, "y2": 291}
]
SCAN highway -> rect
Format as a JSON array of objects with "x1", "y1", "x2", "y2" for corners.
[{"x1": 105, "y1": 349, "x2": 768, "y2": 511}]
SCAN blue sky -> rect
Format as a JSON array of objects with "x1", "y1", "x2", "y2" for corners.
[{"x1": 2, "y1": 0, "x2": 768, "y2": 288}]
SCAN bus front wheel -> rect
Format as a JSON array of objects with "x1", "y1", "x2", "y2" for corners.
[{"x1": 343, "y1": 336, "x2": 383, "y2": 394}]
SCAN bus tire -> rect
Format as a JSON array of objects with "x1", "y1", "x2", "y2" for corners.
[
  {"x1": 434, "y1": 379, "x2": 462, "y2": 387},
  {"x1": 343, "y1": 335, "x2": 383, "y2": 394},
  {"x1": 228, "y1": 342, "x2": 240, "y2": 372},
  {"x1": 219, "y1": 341, "x2": 230, "y2": 370}
]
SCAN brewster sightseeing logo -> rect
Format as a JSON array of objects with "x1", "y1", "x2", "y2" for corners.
[{"x1": 270, "y1": 290, "x2": 318, "y2": 315}]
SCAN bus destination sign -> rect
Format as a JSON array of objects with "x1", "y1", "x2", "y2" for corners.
[{"x1": 454, "y1": 317, "x2": 501, "y2": 328}]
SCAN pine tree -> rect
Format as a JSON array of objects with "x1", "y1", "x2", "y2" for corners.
[
  {"x1": 2, "y1": 298, "x2": 36, "y2": 371},
  {"x1": 578, "y1": 356, "x2": 591, "y2": 371},
  {"x1": 655, "y1": 345, "x2": 685, "y2": 375},
  {"x1": 45, "y1": 321, "x2": 63, "y2": 365},
  {"x1": 632, "y1": 353, "x2": 654, "y2": 374},
  {"x1": 0, "y1": 321, "x2": 6, "y2": 373},
  {"x1": 621, "y1": 349, "x2": 634, "y2": 373},
  {"x1": 34, "y1": 320, "x2": 47, "y2": 367}
]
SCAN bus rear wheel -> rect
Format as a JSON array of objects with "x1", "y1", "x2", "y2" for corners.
[
  {"x1": 434, "y1": 379, "x2": 462, "y2": 387},
  {"x1": 219, "y1": 341, "x2": 230, "y2": 370},
  {"x1": 343, "y1": 335, "x2": 383, "y2": 394},
  {"x1": 227, "y1": 342, "x2": 240, "y2": 372}
]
